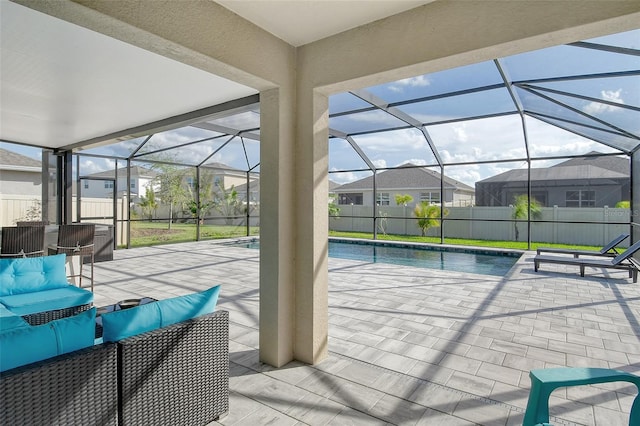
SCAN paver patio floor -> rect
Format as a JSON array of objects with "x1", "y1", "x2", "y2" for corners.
[{"x1": 92, "y1": 240, "x2": 640, "y2": 426}]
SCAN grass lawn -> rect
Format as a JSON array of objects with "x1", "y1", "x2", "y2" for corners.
[
  {"x1": 128, "y1": 221, "x2": 259, "y2": 247},
  {"x1": 125, "y1": 222, "x2": 602, "y2": 251}
]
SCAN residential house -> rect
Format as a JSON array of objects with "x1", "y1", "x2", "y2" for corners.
[
  {"x1": 333, "y1": 165, "x2": 475, "y2": 207},
  {"x1": 475, "y1": 153, "x2": 630, "y2": 207},
  {"x1": 200, "y1": 162, "x2": 254, "y2": 191},
  {"x1": 233, "y1": 178, "x2": 338, "y2": 206},
  {"x1": 0, "y1": 148, "x2": 42, "y2": 197},
  {"x1": 81, "y1": 166, "x2": 157, "y2": 200}
]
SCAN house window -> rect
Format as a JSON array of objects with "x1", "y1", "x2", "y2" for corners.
[
  {"x1": 566, "y1": 190, "x2": 595, "y2": 207},
  {"x1": 214, "y1": 176, "x2": 222, "y2": 187},
  {"x1": 420, "y1": 192, "x2": 441, "y2": 204},
  {"x1": 130, "y1": 182, "x2": 136, "y2": 189},
  {"x1": 83, "y1": 181, "x2": 89, "y2": 189},
  {"x1": 376, "y1": 193, "x2": 390, "y2": 206},
  {"x1": 104, "y1": 181, "x2": 114, "y2": 189},
  {"x1": 338, "y1": 193, "x2": 363, "y2": 205}
]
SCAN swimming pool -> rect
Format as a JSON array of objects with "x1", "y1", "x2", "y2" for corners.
[{"x1": 222, "y1": 238, "x2": 522, "y2": 277}]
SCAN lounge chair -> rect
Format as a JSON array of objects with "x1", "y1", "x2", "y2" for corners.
[
  {"x1": 534, "y1": 240, "x2": 640, "y2": 283},
  {"x1": 536, "y1": 233, "x2": 629, "y2": 258}
]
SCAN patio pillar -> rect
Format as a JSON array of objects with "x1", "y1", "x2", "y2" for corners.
[
  {"x1": 259, "y1": 88, "x2": 297, "y2": 367},
  {"x1": 293, "y1": 89, "x2": 330, "y2": 365},
  {"x1": 259, "y1": 85, "x2": 330, "y2": 366}
]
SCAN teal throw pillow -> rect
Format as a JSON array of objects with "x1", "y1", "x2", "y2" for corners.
[
  {"x1": 51, "y1": 307, "x2": 96, "y2": 354},
  {"x1": 101, "y1": 285, "x2": 221, "y2": 342}
]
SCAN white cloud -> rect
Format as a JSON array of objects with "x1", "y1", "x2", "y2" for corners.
[
  {"x1": 388, "y1": 75, "x2": 431, "y2": 93},
  {"x1": 329, "y1": 170, "x2": 370, "y2": 184},
  {"x1": 452, "y1": 124, "x2": 468, "y2": 143},
  {"x1": 372, "y1": 159, "x2": 387, "y2": 169},
  {"x1": 81, "y1": 158, "x2": 116, "y2": 176},
  {"x1": 583, "y1": 89, "x2": 625, "y2": 115},
  {"x1": 355, "y1": 129, "x2": 427, "y2": 153}
]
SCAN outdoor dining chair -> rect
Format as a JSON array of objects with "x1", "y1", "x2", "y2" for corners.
[
  {"x1": 49, "y1": 224, "x2": 95, "y2": 291},
  {"x1": 0, "y1": 226, "x2": 45, "y2": 258}
]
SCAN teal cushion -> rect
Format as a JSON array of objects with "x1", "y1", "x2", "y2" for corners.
[
  {"x1": 102, "y1": 285, "x2": 220, "y2": 342},
  {"x1": 0, "y1": 254, "x2": 69, "y2": 296},
  {"x1": 0, "y1": 308, "x2": 96, "y2": 372},
  {"x1": 102, "y1": 302, "x2": 161, "y2": 343},
  {"x1": 51, "y1": 307, "x2": 96, "y2": 354},
  {"x1": 0, "y1": 304, "x2": 28, "y2": 331},
  {"x1": 0, "y1": 286, "x2": 93, "y2": 316},
  {"x1": 0, "y1": 321, "x2": 58, "y2": 372}
]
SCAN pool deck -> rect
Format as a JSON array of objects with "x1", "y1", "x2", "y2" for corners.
[{"x1": 92, "y1": 240, "x2": 640, "y2": 426}]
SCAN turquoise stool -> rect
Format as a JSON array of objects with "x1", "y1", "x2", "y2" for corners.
[{"x1": 524, "y1": 368, "x2": 640, "y2": 426}]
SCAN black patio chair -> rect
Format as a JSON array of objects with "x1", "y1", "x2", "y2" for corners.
[
  {"x1": 50, "y1": 224, "x2": 96, "y2": 291},
  {"x1": 536, "y1": 233, "x2": 630, "y2": 258},
  {"x1": 0, "y1": 226, "x2": 45, "y2": 258},
  {"x1": 534, "y1": 240, "x2": 640, "y2": 283}
]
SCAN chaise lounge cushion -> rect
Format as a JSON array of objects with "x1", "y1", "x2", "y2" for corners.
[
  {"x1": 0, "y1": 286, "x2": 93, "y2": 317},
  {"x1": 101, "y1": 285, "x2": 221, "y2": 342},
  {"x1": 0, "y1": 307, "x2": 96, "y2": 372},
  {"x1": 0, "y1": 254, "x2": 70, "y2": 296}
]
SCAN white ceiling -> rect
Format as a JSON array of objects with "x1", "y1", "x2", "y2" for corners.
[
  {"x1": 216, "y1": 0, "x2": 433, "y2": 46},
  {"x1": 0, "y1": 1, "x2": 257, "y2": 149},
  {"x1": 0, "y1": 0, "x2": 431, "y2": 150}
]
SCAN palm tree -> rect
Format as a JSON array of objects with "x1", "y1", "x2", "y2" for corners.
[
  {"x1": 213, "y1": 185, "x2": 241, "y2": 225},
  {"x1": 396, "y1": 194, "x2": 413, "y2": 235},
  {"x1": 413, "y1": 202, "x2": 448, "y2": 237},
  {"x1": 328, "y1": 194, "x2": 340, "y2": 217},
  {"x1": 395, "y1": 194, "x2": 413, "y2": 206},
  {"x1": 512, "y1": 194, "x2": 542, "y2": 241}
]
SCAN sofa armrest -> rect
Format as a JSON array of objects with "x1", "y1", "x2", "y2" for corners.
[
  {"x1": 118, "y1": 310, "x2": 229, "y2": 426},
  {"x1": 0, "y1": 343, "x2": 118, "y2": 426}
]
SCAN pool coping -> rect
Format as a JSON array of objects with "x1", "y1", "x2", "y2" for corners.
[
  {"x1": 213, "y1": 236, "x2": 525, "y2": 259},
  {"x1": 328, "y1": 237, "x2": 525, "y2": 258}
]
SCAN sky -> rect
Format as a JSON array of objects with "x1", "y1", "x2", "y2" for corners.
[{"x1": 2, "y1": 29, "x2": 637, "y2": 188}]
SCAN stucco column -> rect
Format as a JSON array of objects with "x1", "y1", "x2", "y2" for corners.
[
  {"x1": 294, "y1": 89, "x2": 329, "y2": 364},
  {"x1": 259, "y1": 88, "x2": 297, "y2": 367},
  {"x1": 260, "y1": 84, "x2": 329, "y2": 366}
]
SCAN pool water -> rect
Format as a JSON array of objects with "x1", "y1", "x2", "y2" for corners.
[{"x1": 224, "y1": 239, "x2": 521, "y2": 277}]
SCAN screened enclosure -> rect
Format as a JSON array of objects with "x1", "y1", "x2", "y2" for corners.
[{"x1": 2, "y1": 28, "x2": 638, "y2": 250}]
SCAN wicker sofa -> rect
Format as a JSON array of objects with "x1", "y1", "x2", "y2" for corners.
[
  {"x1": 0, "y1": 285, "x2": 229, "y2": 426},
  {"x1": 0, "y1": 254, "x2": 93, "y2": 325}
]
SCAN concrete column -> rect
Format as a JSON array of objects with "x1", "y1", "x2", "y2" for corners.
[
  {"x1": 259, "y1": 88, "x2": 296, "y2": 367},
  {"x1": 294, "y1": 89, "x2": 329, "y2": 364}
]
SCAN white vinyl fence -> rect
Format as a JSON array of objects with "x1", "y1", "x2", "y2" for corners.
[
  {"x1": 329, "y1": 205, "x2": 630, "y2": 247},
  {"x1": 2, "y1": 195, "x2": 629, "y2": 248},
  {"x1": 1, "y1": 195, "x2": 128, "y2": 246}
]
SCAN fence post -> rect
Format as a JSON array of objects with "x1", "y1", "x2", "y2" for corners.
[
  {"x1": 553, "y1": 205, "x2": 558, "y2": 244},
  {"x1": 603, "y1": 205, "x2": 609, "y2": 246},
  {"x1": 469, "y1": 205, "x2": 473, "y2": 239}
]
